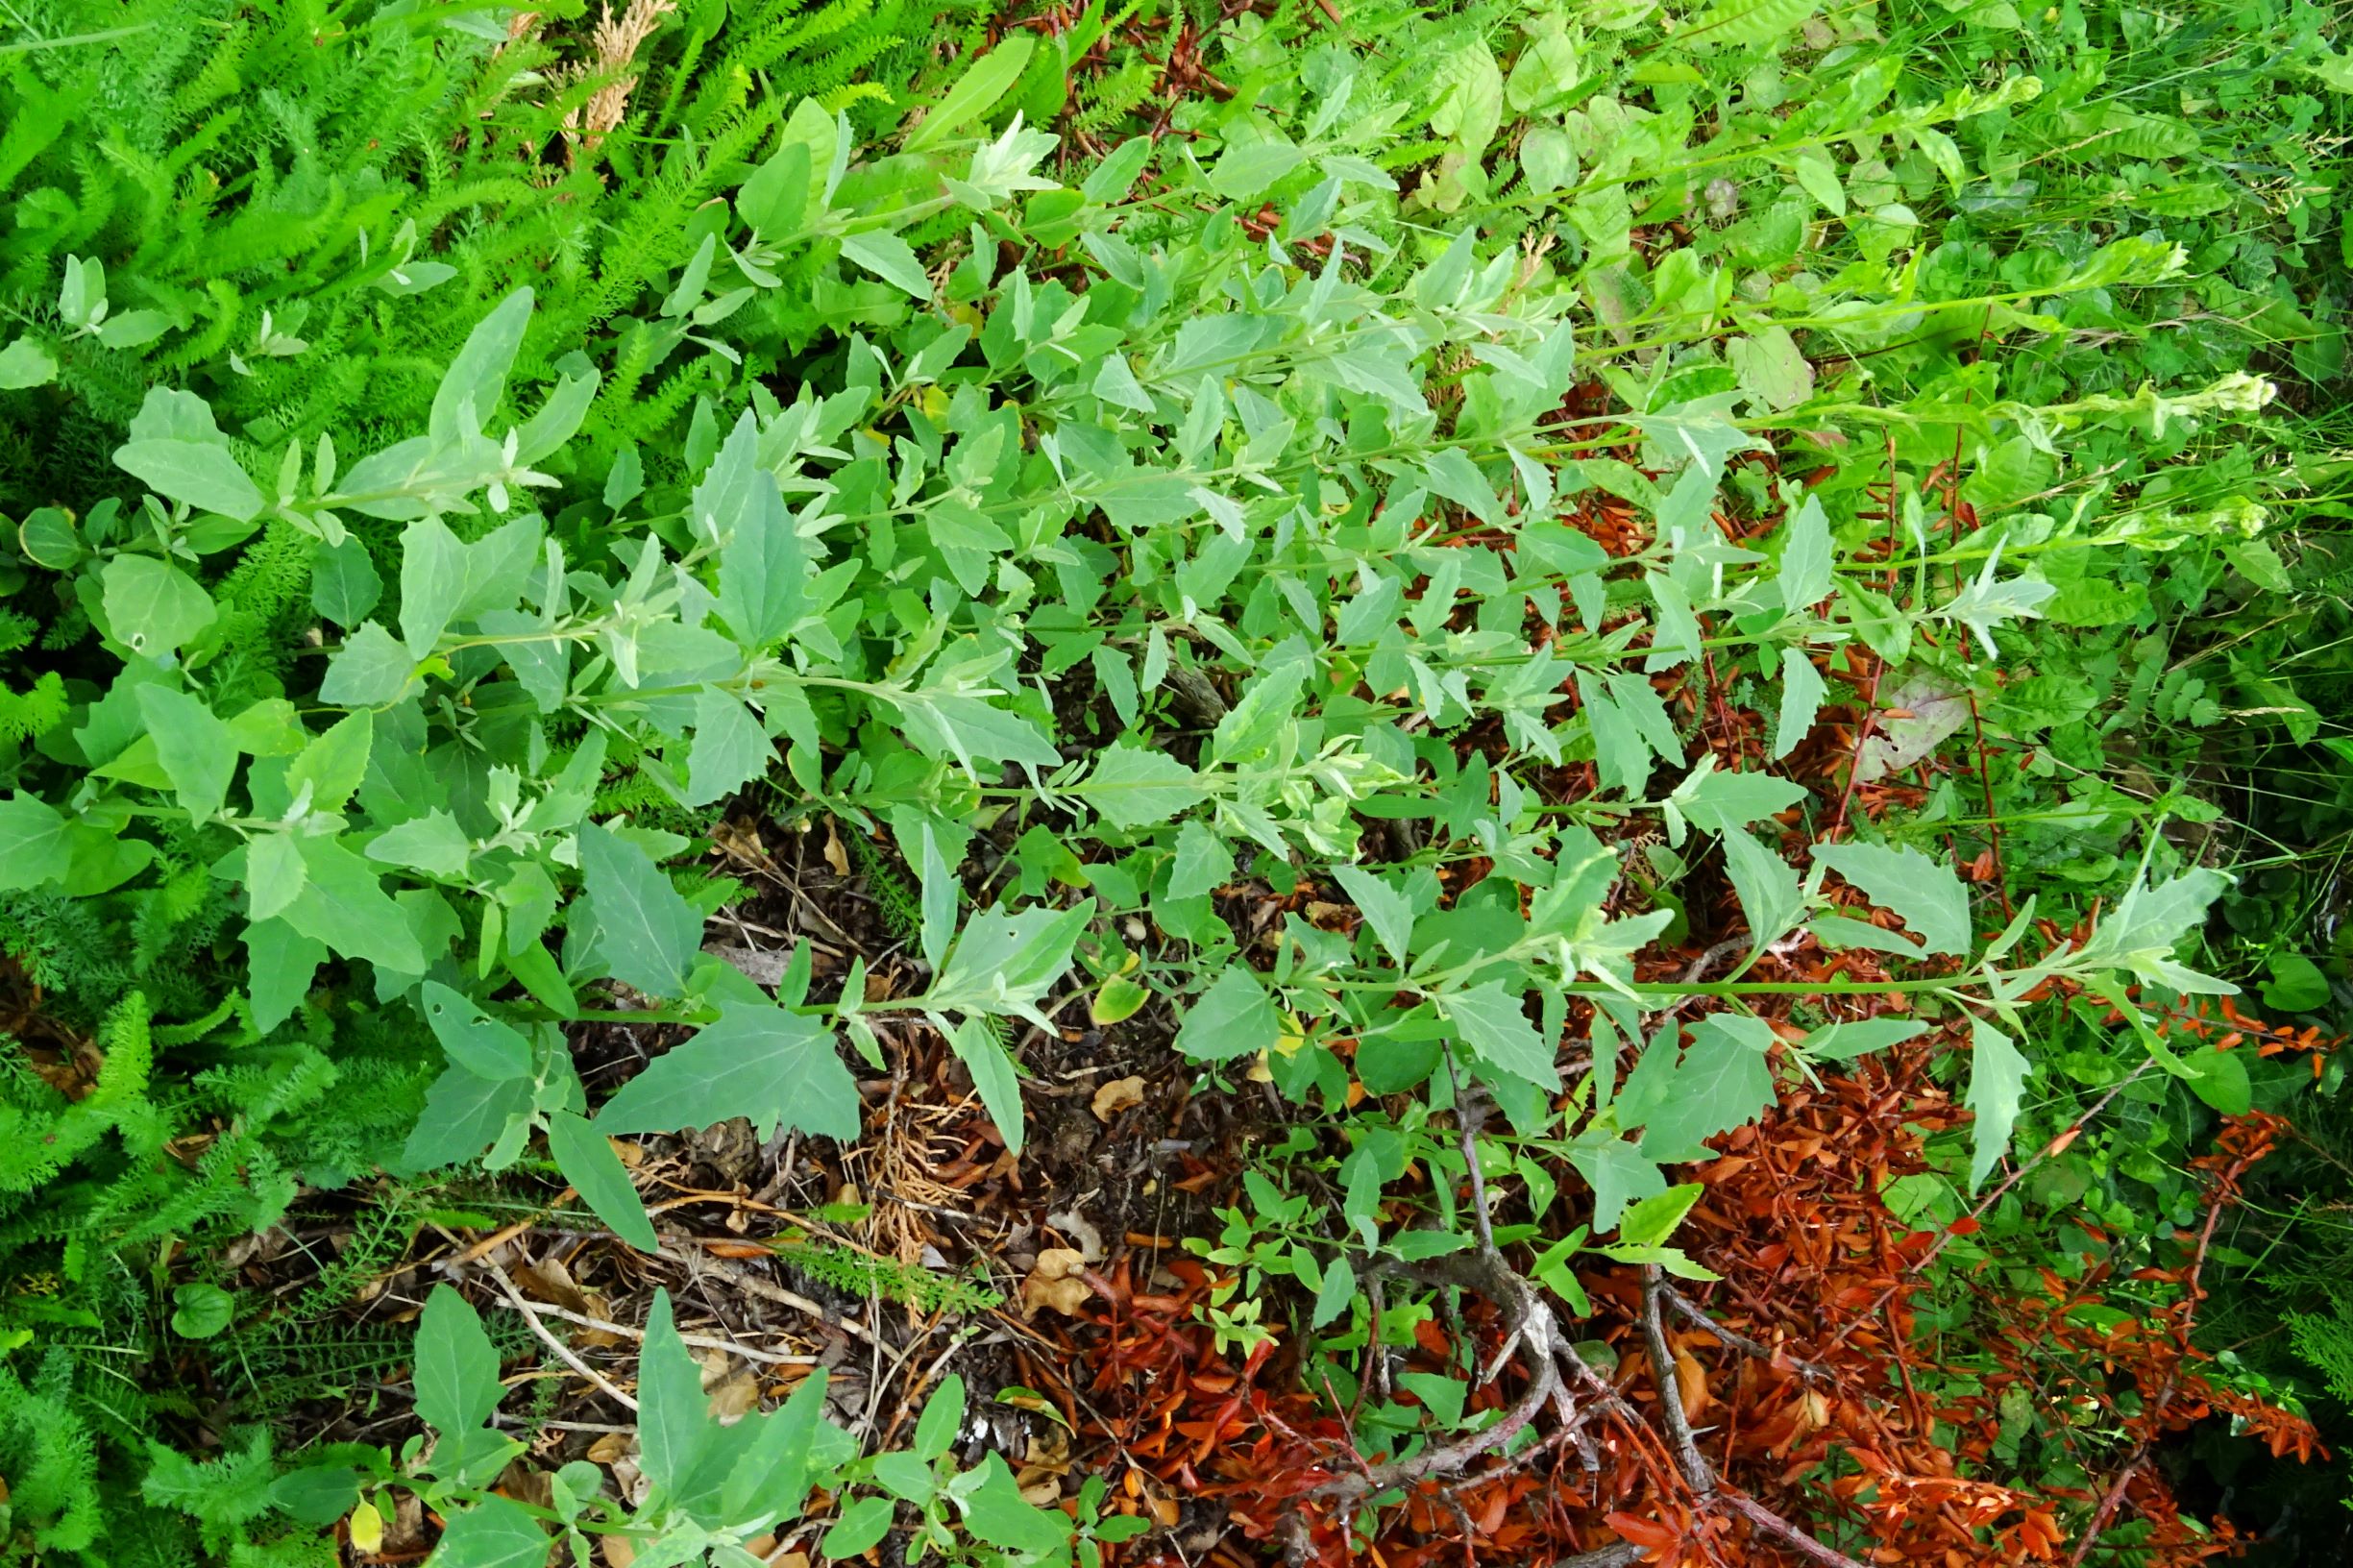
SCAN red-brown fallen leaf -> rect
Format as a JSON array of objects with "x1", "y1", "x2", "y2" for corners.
[{"x1": 1603, "y1": 1510, "x2": 1681, "y2": 1554}]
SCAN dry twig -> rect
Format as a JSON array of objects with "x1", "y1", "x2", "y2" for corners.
[{"x1": 483, "y1": 1260, "x2": 639, "y2": 1412}]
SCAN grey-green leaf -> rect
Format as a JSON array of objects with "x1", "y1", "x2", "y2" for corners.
[
  {"x1": 415, "y1": 1283, "x2": 503, "y2": 1435},
  {"x1": 1442, "y1": 981, "x2": 1556, "y2": 1090},
  {"x1": 319, "y1": 622, "x2": 416, "y2": 708},
  {"x1": 101, "y1": 555, "x2": 217, "y2": 658},
  {"x1": 0, "y1": 794, "x2": 74, "y2": 892},
  {"x1": 840, "y1": 231, "x2": 933, "y2": 299},
  {"x1": 595, "y1": 1001, "x2": 860, "y2": 1143},
  {"x1": 431, "y1": 287, "x2": 533, "y2": 441},
  {"x1": 1966, "y1": 1017, "x2": 2031, "y2": 1190},
  {"x1": 1085, "y1": 744, "x2": 1210, "y2": 828},
  {"x1": 112, "y1": 438, "x2": 262, "y2": 522},
  {"x1": 135, "y1": 682, "x2": 237, "y2": 819},
  {"x1": 577, "y1": 822, "x2": 701, "y2": 998},
  {"x1": 425, "y1": 1497, "x2": 548, "y2": 1568},
  {"x1": 1813, "y1": 841, "x2": 1973, "y2": 957},
  {"x1": 1174, "y1": 967, "x2": 1281, "y2": 1063},
  {"x1": 418, "y1": 981, "x2": 531, "y2": 1081},
  {"x1": 548, "y1": 1111, "x2": 656, "y2": 1250}
]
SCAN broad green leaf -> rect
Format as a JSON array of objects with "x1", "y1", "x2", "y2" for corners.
[
  {"x1": 1693, "y1": 0, "x2": 1816, "y2": 49},
  {"x1": 312, "y1": 534, "x2": 380, "y2": 625},
  {"x1": 404, "y1": 1065, "x2": 530, "y2": 1170},
  {"x1": 577, "y1": 822, "x2": 701, "y2": 998},
  {"x1": 892, "y1": 688, "x2": 1062, "y2": 773},
  {"x1": 933, "y1": 901, "x2": 1092, "y2": 1017},
  {"x1": 1813, "y1": 841, "x2": 1973, "y2": 956},
  {"x1": 1330, "y1": 865, "x2": 1414, "y2": 967},
  {"x1": 1802, "y1": 1018, "x2": 1929, "y2": 1061},
  {"x1": 720, "y1": 1367, "x2": 829, "y2": 1522},
  {"x1": 872, "y1": 1451, "x2": 935, "y2": 1503},
  {"x1": 418, "y1": 981, "x2": 531, "y2": 1081},
  {"x1": 1617, "y1": 1182, "x2": 1703, "y2": 1247},
  {"x1": 1792, "y1": 144, "x2": 1846, "y2": 216},
  {"x1": 366, "y1": 811, "x2": 472, "y2": 877},
  {"x1": 548, "y1": 1111, "x2": 656, "y2": 1250},
  {"x1": 823, "y1": 1497, "x2": 897, "y2": 1558},
  {"x1": 2263, "y1": 953, "x2": 2332, "y2": 1012},
  {"x1": 716, "y1": 472, "x2": 806, "y2": 648},
  {"x1": 430, "y1": 287, "x2": 532, "y2": 441},
  {"x1": 1311, "y1": 1254, "x2": 1358, "y2": 1329},
  {"x1": 1672, "y1": 764, "x2": 1806, "y2": 835},
  {"x1": 1174, "y1": 967, "x2": 1281, "y2": 1063},
  {"x1": 287, "y1": 710, "x2": 373, "y2": 813},
  {"x1": 1965, "y1": 1017, "x2": 2031, "y2": 1190},
  {"x1": 1638, "y1": 1020, "x2": 1775, "y2": 1161},
  {"x1": 96, "y1": 308, "x2": 171, "y2": 349},
  {"x1": 1576, "y1": 674, "x2": 1651, "y2": 798},
  {"x1": 1569, "y1": 1132, "x2": 1667, "y2": 1235},
  {"x1": 1774, "y1": 649, "x2": 1827, "y2": 760},
  {"x1": 685, "y1": 687, "x2": 772, "y2": 808},
  {"x1": 1082, "y1": 136, "x2": 1153, "y2": 202},
  {"x1": 919, "y1": 821, "x2": 955, "y2": 972},
  {"x1": 1442, "y1": 981, "x2": 1556, "y2": 1089},
  {"x1": 2185, "y1": 1046, "x2": 2251, "y2": 1115},
  {"x1": 169, "y1": 1283, "x2": 234, "y2": 1339},
  {"x1": 1730, "y1": 326, "x2": 1813, "y2": 413},
  {"x1": 416, "y1": 1284, "x2": 503, "y2": 1434},
  {"x1": 1776, "y1": 496, "x2": 1834, "y2": 611},
  {"x1": 740, "y1": 138, "x2": 813, "y2": 236},
  {"x1": 1719, "y1": 826, "x2": 1802, "y2": 955},
  {"x1": 399, "y1": 516, "x2": 469, "y2": 656},
  {"x1": 245, "y1": 919, "x2": 325, "y2": 1033},
  {"x1": 246, "y1": 833, "x2": 306, "y2": 921},
  {"x1": 0, "y1": 336, "x2": 57, "y2": 389},
  {"x1": 101, "y1": 554, "x2": 217, "y2": 658},
  {"x1": 319, "y1": 622, "x2": 416, "y2": 707},
  {"x1": 913, "y1": 1373, "x2": 966, "y2": 1462},
  {"x1": 112, "y1": 438, "x2": 262, "y2": 522},
  {"x1": 1398, "y1": 1371, "x2": 1467, "y2": 1428},
  {"x1": 840, "y1": 231, "x2": 932, "y2": 298},
  {"x1": 426, "y1": 1497, "x2": 548, "y2": 1568},
  {"x1": 133, "y1": 686, "x2": 236, "y2": 821},
  {"x1": 2070, "y1": 867, "x2": 2234, "y2": 994},
  {"x1": 596, "y1": 1001, "x2": 860, "y2": 1142},
  {"x1": 1167, "y1": 819, "x2": 1232, "y2": 900},
  {"x1": 1211, "y1": 137, "x2": 1309, "y2": 201},
  {"x1": 285, "y1": 837, "x2": 429, "y2": 972},
  {"x1": 961, "y1": 1455, "x2": 1074, "y2": 1556},
  {"x1": 637, "y1": 1289, "x2": 711, "y2": 1496},
  {"x1": 949, "y1": 1014, "x2": 1026, "y2": 1154},
  {"x1": 1085, "y1": 744, "x2": 1209, "y2": 828},
  {"x1": 0, "y1": 795, "x2": 73, "y2": 891},
  {"x1": 903, "y1": 34, "x2": 1037, "y2": 152}
]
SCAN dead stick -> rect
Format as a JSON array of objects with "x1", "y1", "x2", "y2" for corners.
[
  {"x1": 660, "y1": 1246, "x2": 880, "y2": 1346},
  {"x1": 1640, "y1": 1266, "x2": 1712, "y2": 1493},
  {"x1": 484, "y1": 1260, "x2": 638, "y2": 1412},
  {"x1": 1660, "y1": 1283, "x2": 1837, "y2": 1384},
  {"x1": 1643, "y1": 1266, "x2": 1872, "y2": 1568}
]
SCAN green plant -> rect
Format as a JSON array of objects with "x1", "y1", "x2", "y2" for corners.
[{"x1": 2, "y1": 0, "x2": 2351, "y2": 1562}]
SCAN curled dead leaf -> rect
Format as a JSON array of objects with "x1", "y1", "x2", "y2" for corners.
[
  {"x1": 1674, "y1": 1347, "x2": 1711, "y2": 1423},
  {"x1": 1022, "y1": 1247, "x2": 1092, "y2": 1318},
  {"x1": 1091, "y1": 1074, "x2": 1146, "y2": 1122},
  {"x1": 1855, "y1": 677, "x2": 1971, "y2": 783}
]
